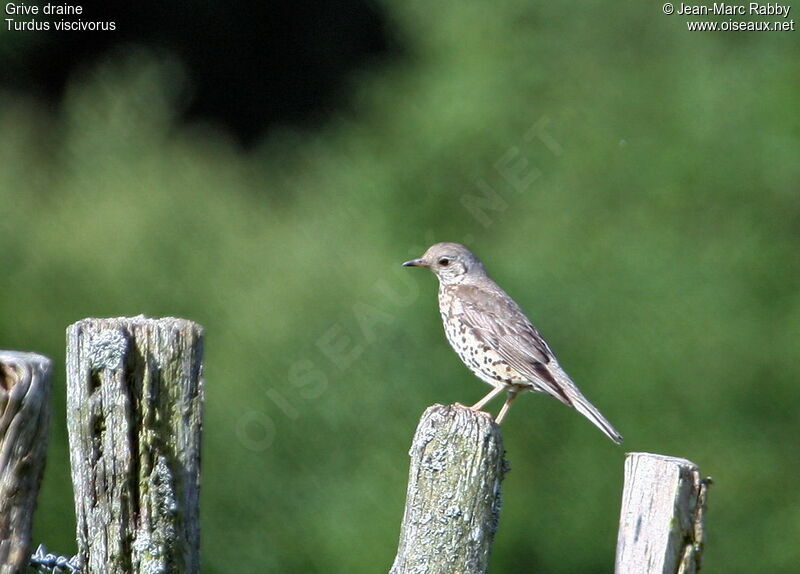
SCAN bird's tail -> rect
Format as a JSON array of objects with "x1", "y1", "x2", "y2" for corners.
[
  {"x1": 570, "y1": 392, "x2": 623, "y2": 444},
  {"x1": 547, "y1": 364, "x2": 623, "y2": 444}
]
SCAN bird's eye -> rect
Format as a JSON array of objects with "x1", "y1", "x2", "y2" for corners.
[{"x1": 438, "y1": 257, "x2": 450, "y2": 267}]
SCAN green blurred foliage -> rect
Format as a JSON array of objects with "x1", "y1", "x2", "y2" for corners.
[{"x1": 2, "y1": 1, "x2": 799, "y2": 572}]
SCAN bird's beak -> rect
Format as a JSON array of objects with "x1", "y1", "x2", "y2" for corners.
[{"x1": 403, "y1": 258, "x2": 427, "y2": 268}]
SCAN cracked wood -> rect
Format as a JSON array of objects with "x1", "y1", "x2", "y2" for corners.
[
  {"x1": 390, "y1": 404, "x2": 506, "y2": 574},
  {"x1": 67, "y1": 316, "x2": 204, "y2": 574}
]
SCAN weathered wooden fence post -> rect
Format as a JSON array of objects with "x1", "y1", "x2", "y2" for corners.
[
  {"x1": 615, "y1": 452, "x2": 710, "y2": 574},
  {"x1": 390, "y1": 404, "x2": 506, "y2": 574},
  {"x1": 0, "y1": 351, "x2": 52, "y2": 573},
  {"x1": 66, "y1": 316, "x2": 204, "y2": 574}
]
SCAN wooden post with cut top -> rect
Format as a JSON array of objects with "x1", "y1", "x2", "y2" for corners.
[
  {"x1": 389, "y1": 404, "x2": 506, "y2": 574},
  {"x1": 615, "y1": 452, "x2": 710, "y2": 574},
  {"x1": 0, "y1": 351, "x2": 52, "y2": 574},
  {"x1": 66, "y1": 316, "x2": 204, "y2": 574}
]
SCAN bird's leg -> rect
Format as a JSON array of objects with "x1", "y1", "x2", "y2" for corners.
[
  {"x1": 494, "y1": 389, "x2": 520, "y2": 425},
  {"x1": 470, "y1": 385, "x2": 506, "y2": 412}
]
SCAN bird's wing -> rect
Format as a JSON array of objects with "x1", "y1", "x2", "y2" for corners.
[{"x1": 454, "y1": 284, "x2": 573, "y2": 405}]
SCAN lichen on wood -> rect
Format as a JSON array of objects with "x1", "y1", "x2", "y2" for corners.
[
  {"x1": 390, "y1": 404, "x2": 506, "y2": 574},
  {"x1": 66, "y1": 316, "x2": 204, "y2": 574}
]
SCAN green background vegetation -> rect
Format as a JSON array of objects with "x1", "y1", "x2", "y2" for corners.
[{"x1": 2, "y1": 2, "x2": 799, "y2": 572}]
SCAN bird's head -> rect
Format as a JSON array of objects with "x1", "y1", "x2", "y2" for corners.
[{"x1": 403, "y1": 242, "x2": 486, "y2": 285}]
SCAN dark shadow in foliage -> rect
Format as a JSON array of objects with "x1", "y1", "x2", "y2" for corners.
[{"x1": 0, "y1": 0, "x2": 401, "y2": 146}]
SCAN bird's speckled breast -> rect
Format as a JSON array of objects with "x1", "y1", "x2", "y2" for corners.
[{"x1": 438, "y1": 285, "x2": 524, "y2": 388}]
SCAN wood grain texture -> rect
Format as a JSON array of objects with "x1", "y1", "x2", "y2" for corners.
[
  {"x1": 0, "y1": 351, "x2": 52, "y2": 574},
  {"x1": 66, "y1": 317, "x2": 204, "y2": 574},
  {"x1": 615, "y1": 452, "x2": 709, "y2": 574},
  {"x1": 390, "y1": 404, "x2": 506, "y2": 574}
]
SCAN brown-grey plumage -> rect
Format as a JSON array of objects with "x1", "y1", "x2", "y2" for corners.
[{"x1": 403, "y1": 242, "x2": 622, "y2": 444}]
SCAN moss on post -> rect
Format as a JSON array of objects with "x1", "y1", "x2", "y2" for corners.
[{"x1": 67, "y1": 317, "x2": 204, "y2": 574}]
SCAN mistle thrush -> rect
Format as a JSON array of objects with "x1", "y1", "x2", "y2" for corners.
[{"x1": 404, "y1": 242, "x2": 622, "y2": 443}]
